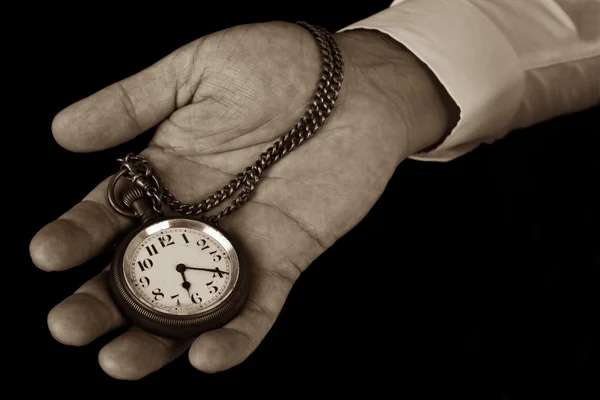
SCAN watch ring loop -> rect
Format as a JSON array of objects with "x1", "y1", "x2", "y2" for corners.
[
  {"x1": 108, "y1": 169, "x2": 136, "y2": 218},
  {"x1": 108, "y1": 169, "x2": 164, "y2": 218}
]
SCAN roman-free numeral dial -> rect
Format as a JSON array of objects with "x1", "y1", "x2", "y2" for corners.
[
  {"x1": 112, "y1": 217, "x2": 247, "y2": 339},
  {"x1": 125, "y1": 225, "x2": 234, "y2": 316}
]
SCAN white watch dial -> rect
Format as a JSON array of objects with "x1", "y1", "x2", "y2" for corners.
[{"x1": 122, "y1": 219, "x2": 238, "y2": 316}]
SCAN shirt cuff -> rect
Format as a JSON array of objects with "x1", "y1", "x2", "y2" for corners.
[{"x1": 338, "y1": 0, "x2": 525, "y2": 162}]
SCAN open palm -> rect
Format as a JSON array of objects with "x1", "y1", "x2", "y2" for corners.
[{"x1": 30, "y1": 21, "x2": 451, "y2": 379}]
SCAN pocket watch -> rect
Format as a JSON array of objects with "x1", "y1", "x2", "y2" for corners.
[
  {"x1": 107, "y1": 166, "x2": 249, "y2": 339},
  {"x1": 105, "y1": 21, "x2": 344, "y2": 339}
]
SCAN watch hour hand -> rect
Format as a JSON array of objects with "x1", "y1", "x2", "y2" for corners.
[{"x1": 175, "y1": 264, "x2": 192, "y2": 295}]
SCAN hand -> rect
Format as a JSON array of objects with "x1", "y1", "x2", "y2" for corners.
[{"x1": 30, "y1": 22, "x2": 456, "y2": 379}]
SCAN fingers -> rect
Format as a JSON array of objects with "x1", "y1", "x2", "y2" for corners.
[
  {"x1": 189, "y1": 267, "x2": 294, "y2": 373},
  {"x1": 30, "y1": 176, "x2": 132, "y2": 271},
  {"x1": 99, "y1": 328, "x2": 190, "y2": 381},
  {"x1": 88, "y1": 268, "x2": 290, "y2": 379},
  {"x1": 47, "y1": 269, "x2": 126, "y2": 346},
  {"x1": 51, "y1": 40, "x2": 202, "y2": 153},
  {"x1": 47, "y1": 266, "x2": 190, "y2": 380}
]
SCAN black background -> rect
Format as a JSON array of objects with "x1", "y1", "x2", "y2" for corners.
[{"x1": 13, "y1": 1, "x2": 599, "y2": 398}]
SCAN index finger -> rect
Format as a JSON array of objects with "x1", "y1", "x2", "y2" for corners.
[{"x1": 29, "y1": 176, "x2": 132, "y2": 271}]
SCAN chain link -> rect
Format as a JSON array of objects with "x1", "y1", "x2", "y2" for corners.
[{"x1": 115, "y1": 22, "x2": 344, "y2": 224}]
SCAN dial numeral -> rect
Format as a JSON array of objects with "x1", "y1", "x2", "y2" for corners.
[
  {"x1": 197, "y1": 239, "x2": 222, "y2": 262},
  {"x1": 206, "y1": 281, "x2": 219, "y2": 294},
  {"x1": 145, "y1": 244, "x2": 159, "y2": 257},
  {"x1": 139, "y1": 276, "x2": 150, "y2": 288},
  {"x1": 212, "y1": 267, "x2": 225, "y2": 279},
  {"x1": 171, "y1": 294, "x2": 181, "y2": 306},
  {"x1": 182, "y1": 233, "x2": 190, "y2": 244},
  {"x1": 158, "y1": 235, "x2": 174, "y2": 248},
  {"x1": 152, "y1": 288, "x2": 164, "y2": 301},
  {"x1": 209, "y1": 250, "x2": 222, "y2": 262},
  {"x1": 191, "y1": 293, "x2": 202, "y2": 304},
  {"x1": 137, "y1": 258, "x2": 154, "y2": 272}
]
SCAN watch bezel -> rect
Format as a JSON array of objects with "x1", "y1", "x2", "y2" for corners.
[
  {"x1": 122, "y1": 218, "x2": 239, "y2": 316},
  {"x1": 109, "y1": 216, "x2": 249, "y2": 339}
]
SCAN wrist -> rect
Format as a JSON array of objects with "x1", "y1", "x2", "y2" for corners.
[{"x1": 334, "y1": 29, "x2": 459, "y2": 159}]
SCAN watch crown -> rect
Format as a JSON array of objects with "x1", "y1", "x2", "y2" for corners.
[{"x1": 122, "y1": 185, "x2": 147, "y2": 209}]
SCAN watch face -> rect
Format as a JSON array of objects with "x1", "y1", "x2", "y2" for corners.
[{"x1": 121, "y1": 218, "x2": 239, "y2": 316}]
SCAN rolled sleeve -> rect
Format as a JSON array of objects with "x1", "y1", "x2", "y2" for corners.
[{"x1": 339, "y1": 0, "x2": 525, "y2": 161}]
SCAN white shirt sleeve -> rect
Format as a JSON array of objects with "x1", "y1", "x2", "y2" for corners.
[{"x1": 339, "y1": 0, "x2": 600, "y2": 162}]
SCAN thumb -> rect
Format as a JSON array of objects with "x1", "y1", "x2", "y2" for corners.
[{"x1": 51, "y1": 37, "x2": 205, "y2": 152}]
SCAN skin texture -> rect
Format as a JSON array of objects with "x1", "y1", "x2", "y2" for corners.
[{"x1": 29, "y1": 21, "x2": 457, "y2": 380}]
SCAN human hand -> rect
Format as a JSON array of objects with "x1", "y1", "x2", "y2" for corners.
[{"x1": 30, "y1": 21, "x2": 456, "y2": 379}]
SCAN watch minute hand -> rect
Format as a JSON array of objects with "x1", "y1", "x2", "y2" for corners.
[{"x1": 185, "y1": 266, "x2": 229, "y2": 275}]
